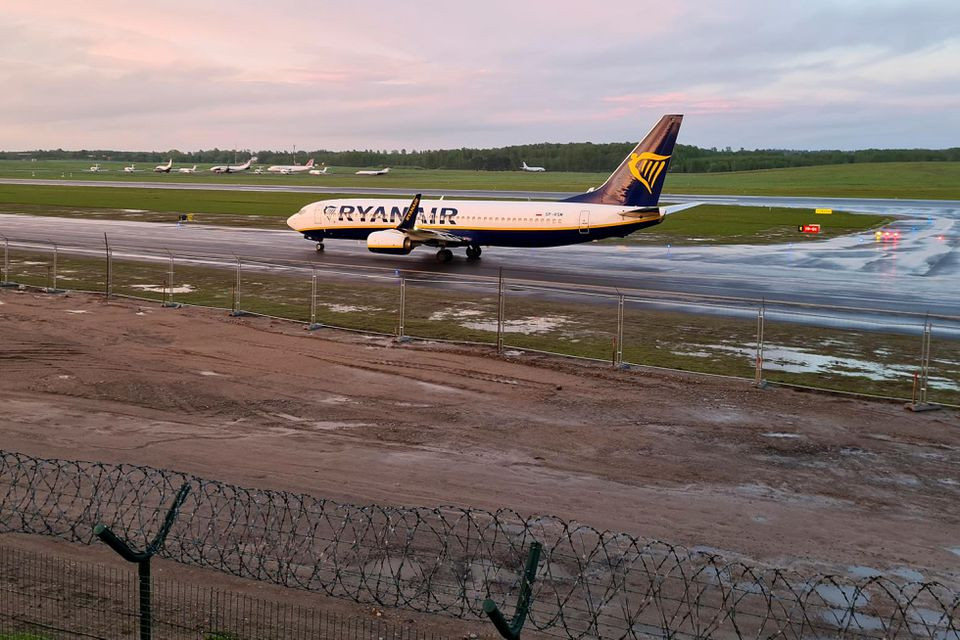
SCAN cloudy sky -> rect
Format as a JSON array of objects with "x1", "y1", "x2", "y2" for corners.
[{"x1": 1, "y1": 0, "x2": 958, "y2": 152}]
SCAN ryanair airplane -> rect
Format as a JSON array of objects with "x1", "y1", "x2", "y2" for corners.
[{"x1": 287, "y1": 114, "x2": 690, "y2": 262}]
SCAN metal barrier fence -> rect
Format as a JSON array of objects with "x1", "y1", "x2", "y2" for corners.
[
  {"x1": 2, "y1": 449, "x2": 957, "y2": 640},
  {"x1": 1, "y1": 237, "x2": 959, "y2": 406},
  {"x1": 0, "y1": 544, "x2": 446, "y2": 640}
]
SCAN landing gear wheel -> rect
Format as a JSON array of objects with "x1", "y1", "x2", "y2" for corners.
[
  {"x1": 315, "y1": 242, "x2": 325, "y2": 253},
  {"x1": 466, "y1": 245, "x2": 482, "y2": 260},
  {"x1": 436, "y1": 248, "x2": 453, "y2": 263}
]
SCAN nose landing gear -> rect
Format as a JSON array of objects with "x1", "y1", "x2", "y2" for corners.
[{"x1": 315, "y1": 242, "x2": 325, "y2": 252}]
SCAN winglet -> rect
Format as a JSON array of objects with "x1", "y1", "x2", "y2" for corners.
[{"x1": 397, "y1": 194, "x2": 421, "y2": 231}]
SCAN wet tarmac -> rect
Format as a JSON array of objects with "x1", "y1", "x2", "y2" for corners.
[{"x1": 0, "y1": 193, "x2": 958, "y2": 319}]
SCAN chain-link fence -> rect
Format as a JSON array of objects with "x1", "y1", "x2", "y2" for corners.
[
  {"x1": 1, "y1": 237, "x2": 958, "y2": 406},
  {"x1": 0, "y1": 544, "x2": 447, "y2": 640},
  {"x1": 2, "y1": 449, "x2": 957, "y2": 640}
]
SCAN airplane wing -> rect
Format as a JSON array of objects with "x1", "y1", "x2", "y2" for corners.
[{"x1": 619, "y1": 202, "x2": 702, "y2": 220}]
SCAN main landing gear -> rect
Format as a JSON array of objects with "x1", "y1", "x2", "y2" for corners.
[
  {"x1": 315, "y1": 242, "x2": 325, "y2": 252},
  {"x1": 435, "y1": 245, "x2": 481, "y2": 263}
]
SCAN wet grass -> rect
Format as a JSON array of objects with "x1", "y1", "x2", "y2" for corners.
[
  {"x1": 5, "y1": 247, "x2": 958, "y2": 405},
  {"x1": 602, "y1": 205, "x2": 894, "y2": 246},
  {"x1": 3, "y1": 159, "x2": 960, "y2": 198}
]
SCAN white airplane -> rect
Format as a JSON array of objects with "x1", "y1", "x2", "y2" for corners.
[
  {"x1": 267, "y1": 158, "x2": 315, "y2": 174},
  {"x1": 154, "y1": 159, "x2": 173, "y2": 173},
  {"x1": 308, "y1": 166, "x2": 329, "y2": 175},
  {"x1": 210, "y1": 156, "x2": 258, "y2": 174},
  {"x1": 177, "y1": 165, "x2": 198, "y2": 174},
  {"x1": 521, "y1": 161, "x2": 546, "y2": 172},
  {"x1": 355, "y1": 167, "x2": 390, "y2": 176},
  {"x1": 288, "y1": 114, "x2": 696, "y2": 262},
  {"x1": 87, "y1": 164, "x2": 103, "y2": 173},
  {"x1": 122, "y1": 164, "x2": 137, "y2": 173}
]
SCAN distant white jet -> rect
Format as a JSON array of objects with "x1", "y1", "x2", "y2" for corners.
[
  {"x1": 154, "y1": 159, "x2": 173, "y2": 173},
  {"x1": 355, "y1": 167, "x2": 390, "y2": 176},
  {"x1": 122, "y1": 164, "x2": 137, "y2": 173},
  {"x1": 308, "y1": 166, "x2": 329, "y2": 175},
  {"x1": 87, "y1": 164, "x2": 103, "y2": 173},
  {"x1": 521, "y1": 161, "x2": 546, "y2": 172},
  {"x1": 268, "y1": 158, "x2": 315, "y2": 175},
  {"x1": 177, "y1": 165, "x2": 198, "y2": 174},
  {"x1": 210, "y1": 156, "x2": 258, "y2": 174}
]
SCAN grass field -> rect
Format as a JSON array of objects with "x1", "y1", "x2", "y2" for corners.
[
  {"x1": 2, "y1": 159, "x2": 959, "y2": 199},
  {"x1": 4, "y1": 249, "x2": 957, "y2": 405}
]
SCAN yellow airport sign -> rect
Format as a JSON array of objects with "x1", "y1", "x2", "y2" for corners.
[{"x1": 815, "y1": 208, "x2": 833, "y2": 214}]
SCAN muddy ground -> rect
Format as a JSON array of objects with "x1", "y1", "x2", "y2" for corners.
[{"x1": 1, "y1": 288, "x2": 959, "y2": 625}]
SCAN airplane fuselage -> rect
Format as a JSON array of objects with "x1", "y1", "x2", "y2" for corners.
[{"x1": 287, "y1": 198, "x2": 662, "y2": 248}]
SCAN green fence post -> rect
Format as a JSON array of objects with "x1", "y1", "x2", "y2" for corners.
[
  {"x1": 1, "y1": 235, "x2": 11, "y2": 287},
  {"x1": 93, "y1": 483, "x2": 190, "y2": 640},
  {"x1": 482, "y1": 541, "x2": 542, "y2": 640}
]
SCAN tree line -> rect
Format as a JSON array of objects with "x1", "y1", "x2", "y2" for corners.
[{"x1": 3, "y1": 143, "x2": 959, "y2": 173}]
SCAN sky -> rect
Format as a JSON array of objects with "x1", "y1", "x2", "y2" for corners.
[{"x1": 1, "y1": 0, "x2": 958, "y2": 152}]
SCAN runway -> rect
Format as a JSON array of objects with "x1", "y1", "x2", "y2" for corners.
[{"x1": 2, "y1": 199, "x2": 958, "y2": 319}]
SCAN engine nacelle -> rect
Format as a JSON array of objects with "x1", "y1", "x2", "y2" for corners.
[{"x1": 367, "y1": 229, "x2": 413, "y2": 255}]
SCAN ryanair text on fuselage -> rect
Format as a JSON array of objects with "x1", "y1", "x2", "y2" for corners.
[{"x1": 330, "y1": 204, "x2": 458, "y2": 225}]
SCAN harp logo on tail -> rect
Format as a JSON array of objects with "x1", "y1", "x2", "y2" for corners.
[{"x1": 628, "y1": 152, "x2": 671, "y2": 194}]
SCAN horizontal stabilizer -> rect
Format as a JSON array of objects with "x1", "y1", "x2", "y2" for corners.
[{"x1": 661, "y1": 202, "x2": 702, "y2": 216}]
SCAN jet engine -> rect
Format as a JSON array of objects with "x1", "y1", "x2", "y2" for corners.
[{"x1": 367, "y1": 229, "x2": 414, "y2": 255}]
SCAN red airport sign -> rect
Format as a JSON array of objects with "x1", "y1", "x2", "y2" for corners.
[{"x1": 798, "y1": 224, "x2": 821, "y2": 234}]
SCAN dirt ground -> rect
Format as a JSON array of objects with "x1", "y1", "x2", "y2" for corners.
[{"x1": 1, "y1": 288, "x2": 959, "y2": 596}]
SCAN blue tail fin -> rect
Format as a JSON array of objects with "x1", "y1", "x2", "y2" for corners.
[{"x1": 564, "y1": 114, "x2": 682, "y2": 207}]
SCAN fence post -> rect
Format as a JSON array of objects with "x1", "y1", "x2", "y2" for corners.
[
  {"x1": 162, "y1": 251, "x2": 180, "y2": 308},
  {"x1": 231, "y1": 257, "x2": 243, "y2": 316},
  {"x1": 754, "y1": 301, "x2": 765, "y2": 387},
  {"x1": 104, "y1": 233, "x2": 113, "y2": 300},
  {"x1": 94, "y1": 484, "x2": 190, "y2": 640},
  {"x1": 907, "y1": 317, "x2": 940, "y2": 412},
  {"x1": 497, "y1": 267, "x2": 505, "y2": 354},
  {"x1": 1, "y1": 235, "x2": 12, "y2": 287},
  {"x1": 308, "y1": 268, "x2": 323, "y2": 330},
  {"x1": 45, "y1": 242, "x2": 64, "y2": 294},
  {"x1": 482, "y1": 541, "x2": 542, "y2": 640},
  {"x1": 396, "y1": 273, "x2": 409, "y2": 342},
  {"x1": 615, "y1": 294, "x2": 625, "y2": 368}
]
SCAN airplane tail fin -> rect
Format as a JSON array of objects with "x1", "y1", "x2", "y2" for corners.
[
  {"x1": 306, "y1": 159, "x2": 314, "y2": 168},
  {"x1": 564, "y1": 114, "x2": 682, "y2": 207}
]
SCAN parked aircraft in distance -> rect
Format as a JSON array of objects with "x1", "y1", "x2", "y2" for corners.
[
  {"x1": 87, "y1": 164, "x2": 103, "y2": 173},
  {"x1": 521, "y1": 161, "x2": 546, "y2": 172},
  {"x1": 288, "y1": 114, "x2": 696, "y2": 263},
  {"x1": 154, "y1": 159, "x2": 173, "y2": 173},
  {"x1": 267, "y1": 158, "x2": 315, "y2": 174},
  {"x1": 177, "y1": 165, "x2": 198, "y2": 174},
  {"x1": 355, "y1": 167, "x2": 390, "y2": 176},
  {"x1": 210, "y1": 157, "x2": 257, "y2": 174},
  {"x1": 122, "y1": 164, "x2": 137, "y2": 173},
  {"x1": 308, "y1": 166, "x2": 329, "y2": 175}
]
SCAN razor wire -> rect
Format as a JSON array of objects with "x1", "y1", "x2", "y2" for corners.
[{"x1": 0, "y1": 449, "x2": 957, "y2": 640}]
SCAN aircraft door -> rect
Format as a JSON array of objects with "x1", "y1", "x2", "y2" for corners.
[{"x1": 579, "y1": 210, "x2": 590, "y2": 235}]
